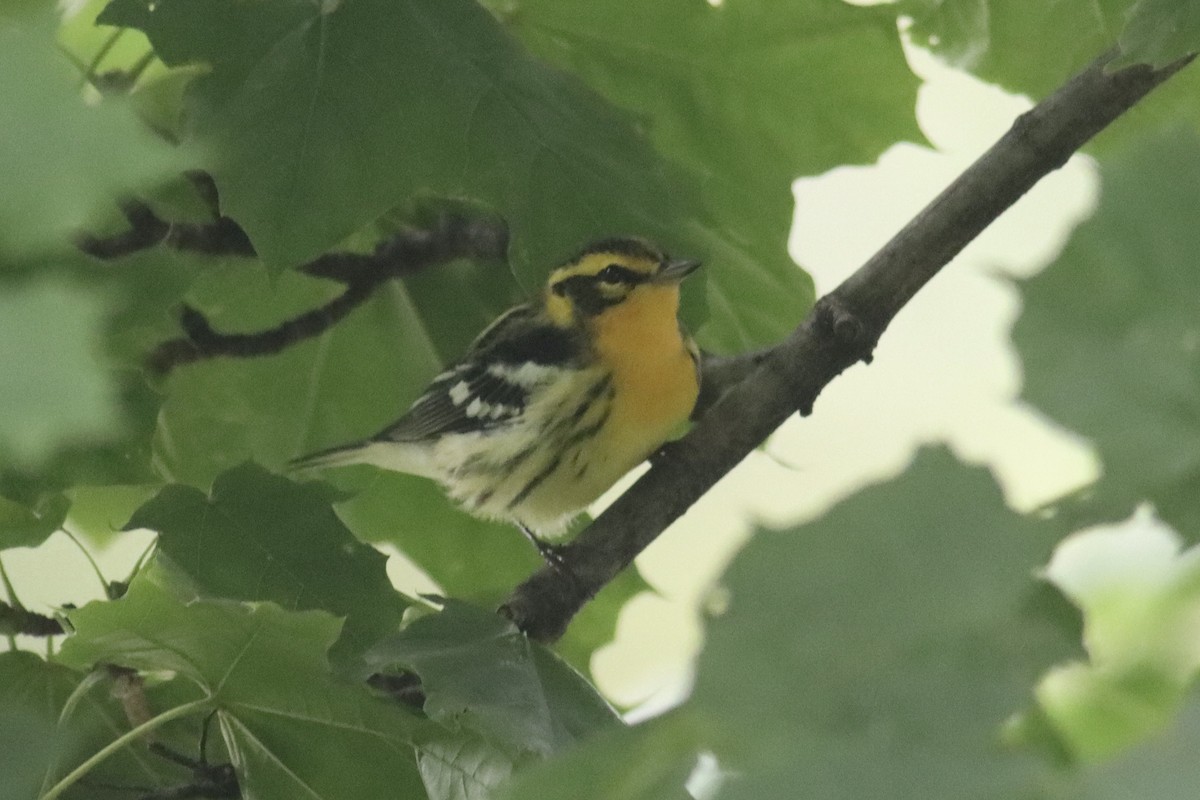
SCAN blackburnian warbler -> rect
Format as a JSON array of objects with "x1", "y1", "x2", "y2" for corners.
[{"x1": 293, "y1": 237, "x2": 701, "y2": 557}]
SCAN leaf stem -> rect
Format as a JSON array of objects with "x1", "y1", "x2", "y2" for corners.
[
  {"x1": 0, "y1": 555, "x2": 20, "y2": 650},
  {"x1": 62, "y1": 529, "x2": 110, "y2": 598},
  {"x1": 0, "y1": 554, "x2": 21, "y2": 608},
  {"x1": 40, "y1": 696, "x2": 213, "y2": 800},
  {"x1": 80, "y1": 28, "x2": 124, "y2": 87},
  {"x1": 128, "y1": 539, "x2": 157, "y2": 582}
]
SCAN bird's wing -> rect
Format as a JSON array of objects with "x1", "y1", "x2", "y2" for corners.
[{"x1": 374, "y1": 304, "x2": 585, "y2": 443}]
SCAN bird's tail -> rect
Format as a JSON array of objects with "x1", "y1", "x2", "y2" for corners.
[
  {"x1": 289, "y1": 438, "x2": 433, "y2": 478},
  {"x1": 287, "y1": 440, "x2": 370, "y2": 474}
]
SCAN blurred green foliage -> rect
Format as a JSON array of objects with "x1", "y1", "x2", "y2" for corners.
[{"x1": 2, "y1": 0, "x2": 1200, "y2": 798}]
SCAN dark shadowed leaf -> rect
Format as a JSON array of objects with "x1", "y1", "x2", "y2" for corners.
[
  {"x1": 59, "y1": 578, "x2": 493, "y2": 800},
  {"x1": 366, "y1": 600, "x2": 619, "y2": 757},
  {"x1": 907, "y1": 0, "x2": 1135, "y2": 97},
  {"x1": 906, "y1": 0, "x2": 1200, "y2": 155},
  {"x1": 1118, "y1": 0, "x2": 1200, "y2": 68},
  {"x1": 0, "y1": 651, "x2": 187, "y2": 800},
  {"x1": 0, "y1": 493, "x2": 69, "y2": 550},
  {"x1": 502, "y1": 0, "x2": 921, "y2": 190},
  {"x1": 0, "y1": 652, "x2": 75, "y2": 800},
  {"x1": 127, "y1": 463, "x2": 411, "y2": 666},
  {"x1": 497, "y1": 713, "x2": 698, "y2": 800},
  {"x1": 690, "y1": 447, "x2": 1073, "y2": 798},
  {"x1": 1014, "y1": 130, "x2": 1200, "y2": 540}
]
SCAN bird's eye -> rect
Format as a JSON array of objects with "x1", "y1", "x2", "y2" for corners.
[{"x1": 598, "y1": 264, "x2": 626, "y2": 283}]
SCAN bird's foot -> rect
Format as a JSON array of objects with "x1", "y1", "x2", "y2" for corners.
[{"x1": 519, "y1": 524, "x2": 571, "y2": 573}]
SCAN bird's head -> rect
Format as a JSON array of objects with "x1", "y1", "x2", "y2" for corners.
[{"x1": 543, "y1": 237, "x2": 701, "y2": 327}]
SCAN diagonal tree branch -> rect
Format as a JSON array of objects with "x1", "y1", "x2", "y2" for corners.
[{"x1": 501, "y1": 49, "x2": 1196, "y2": 642}]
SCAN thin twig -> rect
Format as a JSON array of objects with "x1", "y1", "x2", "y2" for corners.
[
  {"x1": 143, "y1": 209, "x2": 510, "y2": 374},
  {"x1": 74, "y1": 197, "x2": 254, "y2": 260},
  {"x1": 501, "y1": 50, "x2": 1196, "y2": 642},
  {"x1": 75, "y1": 176, "x2": 511, "y2": 374}
]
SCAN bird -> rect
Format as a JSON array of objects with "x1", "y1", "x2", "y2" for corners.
[{"x1": 291, "y1": 237, "x2": 701, "y2": 561}]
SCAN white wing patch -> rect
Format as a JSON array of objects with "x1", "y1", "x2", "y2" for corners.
[
  {"x1": 464, "y1": 395, "x2": 521, "y2": 422},
  {"x1": 449, "y1": 380, "x2": 472, "y2": 406},
  {"x1": 486, "y1": 362, "x2": 557, "y2": 387}
]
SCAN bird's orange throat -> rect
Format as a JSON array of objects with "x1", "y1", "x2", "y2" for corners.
[{"x1": 590, "y1": 285, "x2": 698, "y2": 430}]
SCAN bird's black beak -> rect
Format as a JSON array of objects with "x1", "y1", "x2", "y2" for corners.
[{"x1": 653, "y1": 258, "x2": 702, "y2": 284}]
